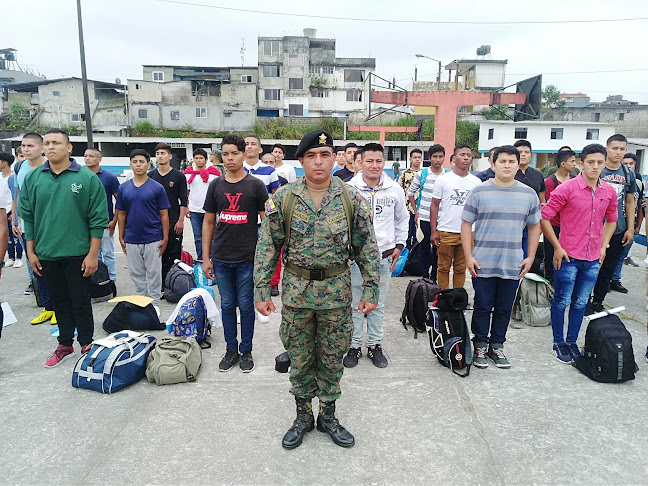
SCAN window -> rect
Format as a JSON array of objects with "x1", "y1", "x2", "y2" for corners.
[
  {"x1": 288, "y1": 104, "x2": 304, "y2": 116},
  {"x1": 53, "y1": 90, "x2": 60, "y2": 96},
  {"x1": 263, "y1": 40, "x2": 280, "y2": 56},
  {"x1": 195, "y1": 107, "x2": 207, "y2": 118},
  {"x1": 289, "y1": 54, "x2": 302, "y2": 66},
  {"x1": 135, "y1": 83, "x2": 142, "y2": 90},
  {"x1": 70, "y1": 113, "x2": 84, "y2": 122},
  {"x1": 514, "y1": 127, "x2": 527, "y2": 139},
  {"x1": 550, "y1": 128, "x2": 564, "y2": 140},
  {"x1": 289, "y1": 78, "x2": 304, "y2": 90},
  {"x1": 309, "y1": 65, "x2": 321, "y2": 74},
  {"x1": 322, "y1": 66, "x2": 334, "y2": 74},
  {"x1": 586, "y1": 128, "x2": 599, "y2": 140},
  {"x1": 310, "y1": 89, "x2": 330, "y2": 98},
  {"x1": 224, "y1": 112, "x2": 232, "y2": 118},
  {"x1": 592, "y1": 112, "x2": 600, "y2": 122},
  {"x1": 138, "y1": 109, "x2": 147, "y2": 119},
  {"x1": 488, "y1": 128, "x2": 494, "y2": 140},
  {"x1": 321, "y1": 112, "x2": 333, "y2": 117},
  {"x1": 170, "y1": 111, "x2": 180, "y2": 121},
  {"x1": 468, "y1": 67, "x2": 475, "y2": 79},
  {"x1": 240, "y1": 75, "x2": 252, "y2": 83},
  {"x1": 344, "y1": 70, "x2": 364, "y2": 82},
  {"x1": 347, "y1": 89, "x2": 362, "y2": 102},
  {"x1": 617, "y1": 112, "x2": 625, "y2": 121},
  {"x1": 264, "y1": 89, "x2": 280, "y2": 101},
  {"x1": 263, "y1": 65, "x2": 280, "y2": 77},
  {"x1": 152, "y1": 71, "x2": 164, "y2": 82}
]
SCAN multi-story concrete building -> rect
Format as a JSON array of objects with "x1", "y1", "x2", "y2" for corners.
[
  {"x1": 128, "y1": 64, "x2": 257, "y2": 132},
  {"x1": 547, "y1": 94, "x2": 648, "y2": 138},
  {"x1": 4, "y1": 77, "x2": 127, "y2": 134},
  {"x1": 256, "y1": 29, "x2": 375, "y2": 121}
]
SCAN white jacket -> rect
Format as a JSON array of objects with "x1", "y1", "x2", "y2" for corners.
[{"x1": 347, "y1": 172, "x2": 409, "y2": 254}]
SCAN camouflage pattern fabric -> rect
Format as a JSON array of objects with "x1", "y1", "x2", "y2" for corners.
[
  {"x1": 399, "y1": 168, "x2": 419, "y2": 214},
  {"x1": 280, "y1": 305, "x2": 351, "y2": 401},
  {"x1": 254, "y1": 176, "x2": 380, "y2": 309}
]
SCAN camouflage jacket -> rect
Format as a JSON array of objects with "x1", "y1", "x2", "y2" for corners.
[
  {"x1": 399, "y1": 169, "x2": 419, "y2": 214},
  {"x1": 254, "y1": 176, "x2": 380, "y2": 309}
]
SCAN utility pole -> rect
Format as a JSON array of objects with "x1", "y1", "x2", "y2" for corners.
[{"x1": 76, "y1": 0, "x2": 93, "y2": 147}]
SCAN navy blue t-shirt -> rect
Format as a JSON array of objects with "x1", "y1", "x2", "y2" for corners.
[
  {"x1": 115, "y1": 178, "x2": 171, "y2": 244},
  {"x1": 96, "y1": 168, "x2": 120, "y2": 220}
]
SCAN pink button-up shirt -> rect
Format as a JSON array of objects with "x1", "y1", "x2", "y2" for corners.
[{"x1": 541, "y1": 173, "x2": 618, "y2": 261}]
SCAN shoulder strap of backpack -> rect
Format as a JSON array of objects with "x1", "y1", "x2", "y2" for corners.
[
  {"x1": 549, "y1": 173, "x2": 558, "y2": 187},
  {"x1": 416, "y1": 168, "x2": 428, "y2": 210},
  {"x1": 620, "y1": 163, "x2": 631, "y2": 192},
  {"x1": 337, "y1": 181, "x2": 356, "y2": 259},
  {"x1": 282, "y1": 182, "x2": 299, "y2": 258}
]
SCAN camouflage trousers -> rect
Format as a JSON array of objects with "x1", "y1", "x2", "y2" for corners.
[{"x1": 280, "y1": 305, "x2": 352, "y2": 402}]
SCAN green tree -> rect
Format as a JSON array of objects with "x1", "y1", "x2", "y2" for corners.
[
  {"x1": 480, "y1": 105, "x2": 511, "y2": 120},
  {"x1": 455, "y1": 120, "x2": 480, "y2": 151},
  {"x1": 7, "y1": 102, "x2": 30, "y2": 131},
  {"x1": 541, "y1": 85, "x2": 565, "y2": 109}
]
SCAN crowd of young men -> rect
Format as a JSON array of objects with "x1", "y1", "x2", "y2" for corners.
[{"x1": 1, "y1": 128, "x2": 647, "y2": 451}]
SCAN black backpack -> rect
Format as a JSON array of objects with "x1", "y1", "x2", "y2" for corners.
[
  {"x1": 574, "y1": 314, "x2": 638, "y2": 383},
  {"x1": 91, "y1": 261, "x2": 117, "y2": 302},
  {"x1": 102, "y1": 301, "x2": 165, "y2": 333},
  {"x1": 427, "y1": 289, "x2": 472, "y2": 377},
  {"x1": 401, "y1": 278, "x2": 440, "y2": 338},
  {"x1": 404, "y1": 241, "x2": 422, "y2": 276},
  {"x1": 164, "y1": 262, "x2": 196, "y2": 303}
]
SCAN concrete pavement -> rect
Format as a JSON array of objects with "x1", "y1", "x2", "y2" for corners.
[{"x1": 1, "y1": 230, "x2": 647, "y2": 485}]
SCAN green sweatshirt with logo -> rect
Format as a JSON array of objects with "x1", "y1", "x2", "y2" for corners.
[{"x1": 19, "y1": 162, "x2": 108, "y2": 260}]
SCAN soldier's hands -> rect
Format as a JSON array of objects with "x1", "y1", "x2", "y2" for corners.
[
  {"x1": 358, "y1": 301, "x2": 377, "y2": 314},
  {"x1": 255, "y1": 301, "x2": 276, "y2": 316}
]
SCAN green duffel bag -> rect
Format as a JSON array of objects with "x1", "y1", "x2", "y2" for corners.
[{"x1": 146, "y1": 336, "x2": 202, "y2": 385}]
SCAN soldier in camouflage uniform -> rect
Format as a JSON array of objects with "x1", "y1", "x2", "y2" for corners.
[{"x1": 254, "y1": 130, "x2": 380, "y2": 449}]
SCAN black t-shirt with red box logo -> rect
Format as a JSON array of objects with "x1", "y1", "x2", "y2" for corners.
[{"x1": 203, "y1": 174, "x2": 268, "y2": 263}]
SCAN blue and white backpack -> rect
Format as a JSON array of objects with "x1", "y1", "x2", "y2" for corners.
[{"x1": 168, "y1": 296, "x2": 211, "y2": 348}]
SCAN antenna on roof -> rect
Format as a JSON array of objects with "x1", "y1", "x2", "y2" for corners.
[{"x1": 240, "y1": 38, "x2": 245, "y2": 66}]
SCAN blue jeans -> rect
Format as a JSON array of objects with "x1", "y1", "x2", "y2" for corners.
[
  {"x1": 543, "y1": 226, "x2": 560, "y2": 284},
  {"x1": 7, "y1": 213, "x2": 22, "y2": 260},
  {"x1": 407, "y1": 213, "x2": 417, "y2": 249},
  {"x1": 98, "y1": 228, "x2": 117, "y2": 282},
  {"x1": 213, "y1": 260, "x2": 255, "y2": 353},
  {"x1": 551, "y1": 259, "x2": 600, "y2": 344},
  {"x1": 419, "y1": 220, "x2": 438, "y2": 281},
  {"x1": 350, "y1": 257, "x2": 391, "y2": 347},
  {"x1": 190, "y1": 212, "x2": 205, "y2": 260},
  {"x1": 20, "y1": 234, "x2": 34, "y2": 282},
  {"x1": 21, "y1": 234, "x2": 53, "y2": 310},
  {"x1": 471, "y1": 276, "x2": 519, "y2": 344},
  {"x1": 612, "y1": 240, "x2": 633, "y2": 282}
]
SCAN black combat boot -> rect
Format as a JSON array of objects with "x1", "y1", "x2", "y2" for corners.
[
  {"x1": 316, "y1": 401, "x2": 355, "y2": 448},
  {"x1": 282, "y1": 397, "x2": 314, "y2": 449}
]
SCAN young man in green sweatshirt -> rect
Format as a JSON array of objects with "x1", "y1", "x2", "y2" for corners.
[{"x1": 19, "y1": 129, "x2": 108, "y2": 367}]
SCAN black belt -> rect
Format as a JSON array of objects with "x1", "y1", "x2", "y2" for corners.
[{"x1": 283, "y1": 262, "x2": 348, "y2": 281}]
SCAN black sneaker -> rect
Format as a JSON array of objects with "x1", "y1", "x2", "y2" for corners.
[
  {"x1": 473, "y1": 342, "x2": 488, "y2": 368},
  {"x1": 591, "y1": 301, "x2": 604, "y2": 313},
  {"x1": 239, "y1": 351, "x2": 255, "y2": 372},
  {"x1": 553, "y1": 343, "x2": 572, "y2": 364},
  {"x1": 24, "y1": 283, "x2": 34, "y2": 295},
  {"x1": 625, "y1": 257, "x2": 639, "y2": 267},
  {"x1": 566, "y1": 343, "x2": 581, "y2": 361},
  {"x1": 343, "y1": 347, "x2": 362, "y2": 368},
  {"x1": 609, "y1": 281, "x2": 628, "y2": 294},
  {"x1": 367, "y1": 344, "x2": 388, "y2": 368},
  {"x1": 219, "y1": 349, "x2": 239, "y2": 372},
  {"x1": 270, "y1": 285, "x2": 279, "y2": 297},
  {"x1": 487, "y1": 344, "x2": 511, "y2": 368}
]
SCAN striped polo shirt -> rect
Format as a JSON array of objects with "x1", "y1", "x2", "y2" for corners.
[
  {"x1": 244, "y1": 161, "x2": 279, "y2": 194},
  {"x1": 461, "y1": 180, "x2": 540, "y2": 279}
]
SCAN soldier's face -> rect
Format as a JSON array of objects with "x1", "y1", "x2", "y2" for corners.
[{"x1": 300, "y1": 147, "x2": 334, "y2": 185}]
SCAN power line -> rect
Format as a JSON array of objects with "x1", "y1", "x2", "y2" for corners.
[{"x1": 156, "y1": 0, "x2": 648, "y2": 25}]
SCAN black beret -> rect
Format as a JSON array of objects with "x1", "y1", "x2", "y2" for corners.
[{"x1": 294, "y1": 130, "x2": 334, "y2": 158}]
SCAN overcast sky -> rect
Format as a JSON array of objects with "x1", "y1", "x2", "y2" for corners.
[{"x1": 4, "y1": 0, "x2": 648, "y2": 103}]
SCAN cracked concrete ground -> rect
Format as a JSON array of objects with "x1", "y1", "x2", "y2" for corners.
[{"x1": 1, "y1": 228, "x2": 647, "y2": 485}]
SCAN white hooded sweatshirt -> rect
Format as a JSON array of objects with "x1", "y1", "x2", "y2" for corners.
[{"x1": 347, "y1": 171, "x2": 409, "y2": 255}]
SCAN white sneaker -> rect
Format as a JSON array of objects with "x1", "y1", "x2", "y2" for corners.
[
  {"x1": 154, "y1": 305, "x2": 161, "y2": 318},
  {"x1": 5, "y1": 259, "x2": 14, "y2": 267},
  {"x1": 12, "y1": 258, "x2": 23, "y2": 268},
  {"x1": 256, "y1": 311, "x2": 270, "y2": 324}
]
